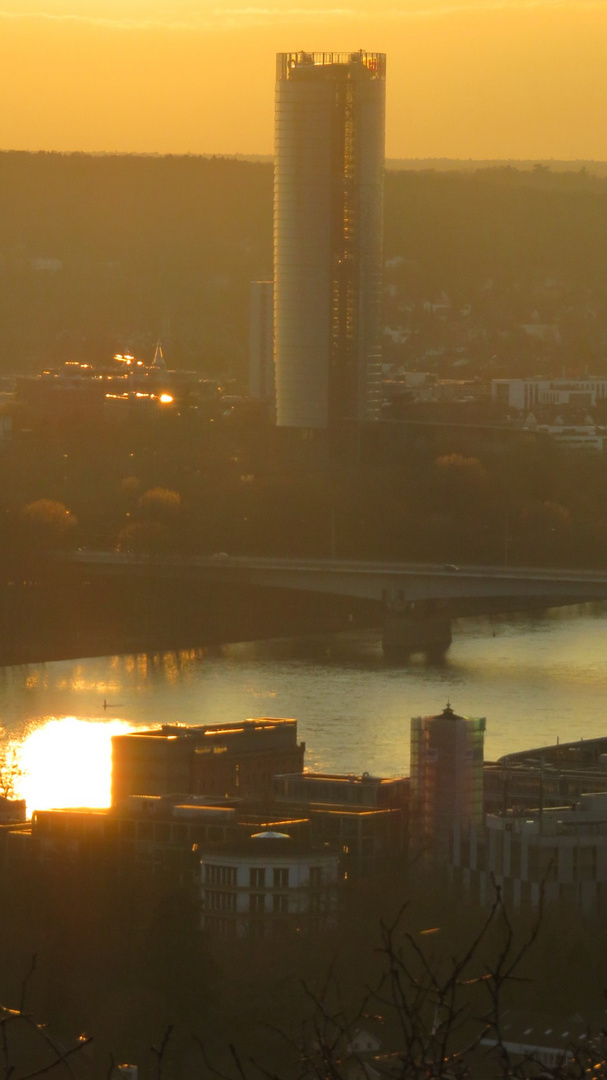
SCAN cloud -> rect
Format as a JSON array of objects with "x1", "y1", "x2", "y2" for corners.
[
  {"x1": 0, "y1": 8, "x2": 208, "y2": 30},
  {"x1": 0, "y1": 0, "x2": 603, "y2": 32},
  {"x1": 212, "y1": 6, "x2": 359, "y2": 14}
]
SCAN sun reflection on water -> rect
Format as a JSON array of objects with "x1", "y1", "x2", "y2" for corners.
[{"x1": 16, "y1": 717, "x2": 133, "y2": 816}]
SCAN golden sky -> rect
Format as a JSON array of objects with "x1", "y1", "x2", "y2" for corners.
[{"x1": 1, "y1": 0, "x2": 606, "y2": 159}]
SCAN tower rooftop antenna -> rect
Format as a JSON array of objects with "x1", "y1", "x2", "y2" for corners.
[{"x1": 152, "y1": 342, "x2": 166, "y2": 370}]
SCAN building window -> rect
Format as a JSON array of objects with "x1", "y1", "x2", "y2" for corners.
[
  {"x1": 206, "y1": 864, "x2": 237, "y2": 887},
  {"x1": 249, "y1": 893, "x2": 265, "y2": 913},
  {"x1": 250, "y1": 867, "x2": 266, "y2": 888},
  {"x1": 206, "y1": 891, "x2": 236, "y2": 912},
  {"x1": 310, "y1": 866, "x2": 322, "y2": 886},
  {"x1": 273, "y1": 893, "x2": 288, "y2": 914},
  {"x1": 273, "y1": 867, "x2": 289, "y2": 888}
]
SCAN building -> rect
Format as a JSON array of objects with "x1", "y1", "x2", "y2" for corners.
[
  {"x1": 499, "y1": 733, "x2": 607, "y2": 771},
  {"x1": 1, "y1": 776, "x2": 407, "y2": 884},
  {"x1": 483, "y1": 760, "x2": 607, "y2": 816},
  {"x1": 273, "y1": 772, "x2": 408, "y2": 875},
  {"x1": 535, "y1": 423, "x2": 606, "y2": 452},
  {"x1": 200, "y1": 830, "x2": 340, "y2": 937},
  {"x1": 249, "y1": 280, "x2": 274, "y2": 407},
  {"x1": 491, "y1": 376, "x2": 607, "y2": 414},
  {"x1": 273, "y1": 771, "x2": 407, "y2": 809},
  {"x1": 111, "y1": 718, "x2": 305, "y2": 806},
  {"x1": 410, "y1": 703, "x2": 485, "y2": 853},
  {"x1": 480, "y1": 1011, "x2": 601, "y2": 1070},
  {"x1": 452, "y1": 792, "x2": 607, "y2": 916},
  {"x1": 15, "y1": 350, "x2": 220, "y2": 425},
  {"x1": 0, "y1": 796, "x2": 26, "y2": 824},
  {"x1": 273, "y1": 51, "x2": 386, "y2": 432},
  {"x1": 0, "y1": 797, "x2": 309, "y2": 881},
  {"x1": 3, "y1": 717, "x2": 408, "y2": 891}
]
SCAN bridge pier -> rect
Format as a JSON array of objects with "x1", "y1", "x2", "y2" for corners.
[
  {"x1": 382, "y1": 613, "x2": 452, "y2": 660},
  {"x1": 382, "y1": 596, "x2": 452, "y2": 660}
]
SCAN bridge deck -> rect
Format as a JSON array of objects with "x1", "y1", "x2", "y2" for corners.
[{"x1": 64, "y1": 553, "x2": 607, "y2": 613}]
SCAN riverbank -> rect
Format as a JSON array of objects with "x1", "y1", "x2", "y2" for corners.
[{"x1": 0, "y1": 574, "x2": 378, "y2": 666}]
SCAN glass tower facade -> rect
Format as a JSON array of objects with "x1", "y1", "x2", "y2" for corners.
[{"x1": 274, "y1": 51, "x2": 386, "y2": 430}]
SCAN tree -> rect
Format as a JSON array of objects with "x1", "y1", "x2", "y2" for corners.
[
  {"x1": 433, "y1": 454, "x2": 489, "y2": 510},
  {"x1": 20, "y1": 499, "x2": 77, "y2": 549},
  {"x1": 120, "y1": 475, "x2": 141, "y2": 498},
  {"x1": 117, "y1": 489, "x2": 182, "y2": 553},
  {"x1": 198, "y1": 893, "x2": 607, "y2": 1080},
  {"x1": 138, "y1": 488, "x2": 181, "y2": 522},
  {"x1": 0, "y1": 732, "x2": 22, "y2": 800},
  {"x1": 117, "y1": 519, "x2": 168, "y2": 554},
  {"x1": 0, "y1": 957, "x2": 93, "y2": 1080}
]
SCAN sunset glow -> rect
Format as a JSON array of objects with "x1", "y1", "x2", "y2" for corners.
[
  {"x1": 16, "y1": 717, "x2": 133, "y2": 815},
  {"x1": 0, "y1": 1, "x2": 606, "y2": 159}
]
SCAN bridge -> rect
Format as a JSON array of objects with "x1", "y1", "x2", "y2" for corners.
[{"x1": 66, "y1": 552, "x2": 607, "y2": 657}]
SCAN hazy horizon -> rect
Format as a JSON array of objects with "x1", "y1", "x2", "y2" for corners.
[{"x1": 1, "y1": 1, "x2": 607, "y2": 160}]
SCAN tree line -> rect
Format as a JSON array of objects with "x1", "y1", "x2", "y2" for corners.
[
  {"x1": 2, "y1": 153, "x2": 607, "y2": 377},
  {"x1": 1, "y1": 410, "x2": 607, "y2": 570}
]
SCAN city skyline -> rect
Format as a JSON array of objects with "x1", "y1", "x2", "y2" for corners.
[{"x1": 1, "y1": 0, "x2": 607, "y2": 160}]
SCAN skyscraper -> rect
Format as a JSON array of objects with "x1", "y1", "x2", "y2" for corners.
[{"x1": 273, "y1": 51, "x2": 386, "y2": 432}]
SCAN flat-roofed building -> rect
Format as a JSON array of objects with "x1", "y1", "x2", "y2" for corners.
[
  {"x1": 492, "y1": 376, "x2": 607, "y2": 413},
  {"x1": 273, "y1": 772, "x2": 408, "y2": 875},
  {"x1": 200, "y1": 830, "x2": 340, "y2": 938},
  {"x1": 273, "y1": 771, "x2": 407, "y2": 808},
  {"x1": 1, "y1": 797, "x2": 310, "y2": 881},
  {"x1": 111, "y1": 718, "x2": 305, "y2": 806},
  {"x1": 452, "y1": 792, "x2": 607, "y2": 915}
]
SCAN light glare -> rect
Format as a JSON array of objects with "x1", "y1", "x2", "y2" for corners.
[{"x1": 17, "y1": 717, "x2": 132, "y2": 815}]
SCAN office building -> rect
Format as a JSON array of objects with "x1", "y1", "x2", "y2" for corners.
[
  {"x1": 492, "y1": 377, "x2": 607, "y2": 413},
  {"x1": 111, "y1": 718, "x2": 305, "y2": 805},
  {"x1": 410, "y1": 703, "x2": 486, "y2": 851},
  {"x1": 273, "y1": 772, "x2": 408, "y2": 875},
  {"x1": 200, "y1": 830, "x2": 340, "y2": 937},
  {"x1": 273, "y1": 51, "x2": 386, "y2": 432},
  {"x1": 1, "y1": 799, "x2": 310, "y2": 882},
  {"x1": 452, "y1": 793, "x2": 607, "y2": 916}
]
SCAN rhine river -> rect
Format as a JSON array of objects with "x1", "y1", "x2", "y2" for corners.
[{"x1": 3, "y1": 605, "x2": 607, "y2": 813}]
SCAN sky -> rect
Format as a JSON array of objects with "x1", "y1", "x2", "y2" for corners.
[{"x1": 1, "y1": 0, "x2": 607, "y2": 160}]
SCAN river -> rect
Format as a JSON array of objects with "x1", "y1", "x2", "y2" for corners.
[{"x1": 2, "y1": 604, "x2": 607, "y2": 814}]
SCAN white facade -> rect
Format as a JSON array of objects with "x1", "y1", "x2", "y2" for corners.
[
  {"x1": 536, "y1": 423, "x2": 606, "y2": 451},
  {"x1": 200, "y1": 831, "x2": 340, "y2": 937},
  {"x1": 273, "y1": 51, "x2": 385, "y2": 430},
  {"x1": 452, "y1": 792, "x2": 607, "y2": 915},
  {"x1": 492, "y1": 377, "x2": 607, "y2": 413}
]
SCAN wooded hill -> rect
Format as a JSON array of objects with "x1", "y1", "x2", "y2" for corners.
[{"x1": 1, "y1": 152, "x2": 607, "y2": 376}]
